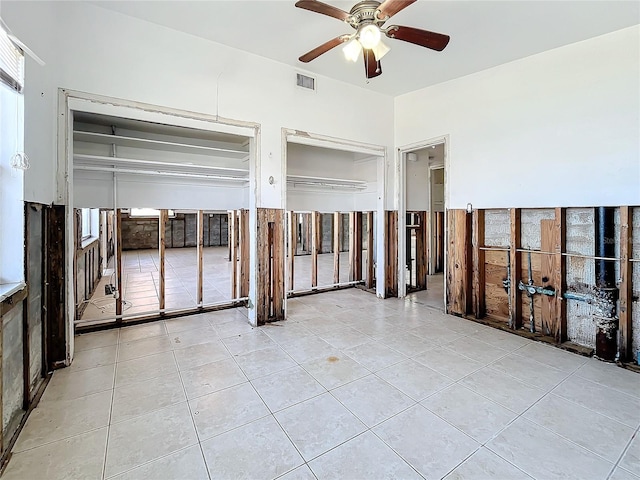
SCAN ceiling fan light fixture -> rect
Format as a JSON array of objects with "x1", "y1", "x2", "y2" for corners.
[
  {"x1": 371, "y1": 40, "x2": 390, "y2": 61},
  {"x1": 358, "y1": 24, "x2": 381, "y2": 49},
  {"x1": 342, "y1": 38, "x2": 362, "y2": 62}
]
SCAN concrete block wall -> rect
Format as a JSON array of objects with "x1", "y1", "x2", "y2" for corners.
[
  {"x1": 122, "y1": 213, "x2": 229, "y2": 250},
  {"x1": 484, "y1": 209, "x2": 510, "y2": 247},
  {"x1": 566, "y1": 208, "x2": 597, "y2": 348}
]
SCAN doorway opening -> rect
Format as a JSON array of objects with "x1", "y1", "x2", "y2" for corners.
[
  {"x1": 402, "y1": 141, "x2": 446, "y2": 310},
  {"x1": 71, "y1": 111, "x2": 251, "y2": 330}
]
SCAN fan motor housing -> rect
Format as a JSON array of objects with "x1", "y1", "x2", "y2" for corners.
[{"x1": 348, "y1": 1, "x2": 384, "y2": 28}]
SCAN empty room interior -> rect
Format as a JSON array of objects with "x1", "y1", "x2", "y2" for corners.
[{"x1": 0, "y1": 1, "x2": 638, "y2": 479}]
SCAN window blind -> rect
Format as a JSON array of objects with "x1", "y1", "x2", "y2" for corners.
[{"x1": 0, "y1": 23, "x2": 24, "y2": 92}]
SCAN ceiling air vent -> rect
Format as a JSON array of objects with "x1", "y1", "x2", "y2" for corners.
[{"x1": 296, "y1": 73, "x2": 316, "y2": 91}]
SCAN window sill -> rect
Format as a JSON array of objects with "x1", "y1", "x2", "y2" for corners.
[
  {"x1": 81, "y1": 235, "x2": 99, "y2": 249},
  {"x1": 0, "y1": 282, "x2": 27, "y2": 303}
]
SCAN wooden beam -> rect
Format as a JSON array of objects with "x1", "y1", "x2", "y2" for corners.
[
  {"x1": 256, "y1": 208, "x2": 285, "y2": 324},
  {"x1": 415, "y1": 211, "x2": 428, "y2": 290},
  {"x1": 227, "y1": 212, "x2": 232, "y2": 261},
  {"x1": 159, "y1": 209, "x2": 167, "y2": 312},
  {"x1": 619, "y1": 206, "x2": 633, "y2": 360},
  {"x1": 355, "y1": 212, "x2": 363, "y2": 281},
  {"x1": 311, "y1": 211, "x2": 320, "y2": 287},
  {"x1": 366, "y1": 211, "x2": 374, "y2": 289},
  {"x1": 288, "y1": 211, "x2": 295, "y2": 292},
  {"x1": 272, "y1": 209, "x2": 285, "y2": 320},
  {"x1": 385, "y1": 211, "x2": 398, "y2": 297},
  {"x1": 349, "y1": 212, "x2": 363, "y2": 281},
  {"x1": 540, "y1": 218, "x2": 556, "y2": 336},
  {"x1": 554, "y1": 208, "x2": 566, "y2": 342},
  {"x1": 472, "y1": 209, "x2": 485, "y2": 319},
  {"x1": 239, "y1": 209, "x2": 250, "y2": 297},
  {"x1": 115, "y1": 209, "x2": 123, "y2": 321},
  {"x1": 333, "y1": 212, "x2": 340, "y2": 285},
  {"x1": 509, "y1": 208, "x2": 522, "y2": 329},
  {"x1": 196, "y1": 210, "x2": 204, "y2": 306},
  {"x1": 230, "y1": 211, "x2": 239, "y2": 299},
  {"x1": 446, "y1": 209, "x2": 471, "y2": 315}
]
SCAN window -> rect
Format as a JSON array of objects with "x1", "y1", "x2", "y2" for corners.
[
  {"x1": 0, "y1": 21, "x2": 25, "y2": 287},
  {"x1": 130, "y1": 208, "x2": 175, "y2": 218},
  {"x1": 80, "y1": 208, "x2": 99, "y2": 240},
  {"x1": 0, "y1": 23, "x2": 24, "y2": 92}
]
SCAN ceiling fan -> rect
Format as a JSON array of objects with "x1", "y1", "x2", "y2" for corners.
[{"x1": 295, "y1": 0, "x2": 450, "y2": 79}]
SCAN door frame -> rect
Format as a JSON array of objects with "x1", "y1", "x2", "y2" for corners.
[
  {"x1": 57, "y1": 89, "x2": 260, "y2": 360},
  {"x1": 396, "y1": 135, "x2": 449, "y2": 300}
]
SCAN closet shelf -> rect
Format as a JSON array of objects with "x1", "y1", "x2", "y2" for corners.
[
  {"x1": 73, "y1": 130, "x2": 248, "y2": 157},
  {"x1": 286, "y1": 175, "x2": 368, "y2": 190},
  {"x1": 73, "y1": 154, "x2": 249, "y2": 176}
]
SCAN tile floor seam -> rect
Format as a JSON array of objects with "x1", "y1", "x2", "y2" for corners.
[
  {"x1": 572, "y1": 371, "x2": 640, "y2": 400},
  {"x1": 102, "y1": 444, "x2": 199, "y2": 480},
  {"x1": 100, "y1": 357, "x2": 117, "y2": 480},
  {"x1": 547, "y1": 387, "x2": 640, "y2": 430},
  {"x1": 606, "y1": 425, "x2": 640, "y2": 480},
  {"x1": 172, "y1": 349, "x2": 216, "y2": 480},
  {"x1": 366, "y1": 426, "x2": 429, "y2": 480},
  {"x1": 518, "y1": 414, "x2": 619, "y2": 468},
  {"x1": 222, "y1": 335, "x2": 311, "y2": 474}
]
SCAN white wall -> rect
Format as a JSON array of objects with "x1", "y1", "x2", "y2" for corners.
[
  {"x1": 2, "y1": 1, "x2": 394, "y2": 207},
  {"x1": 286, "y1": 143, "x2": 379, "y2": 212},
  {"x1": 395, "y1": 25, "x2": 640, "y2": 210},
  {"x1": 406, "y1": 151, "x2": 430, "y2": 211}
]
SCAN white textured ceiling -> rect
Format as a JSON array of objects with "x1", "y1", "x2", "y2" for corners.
[{"x1": 90, "y1": 0, "x2": 639, "y2": 96}]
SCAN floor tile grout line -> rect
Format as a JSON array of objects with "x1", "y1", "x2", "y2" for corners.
[
  {"x1": 100, "y1": 353, "x2": 118, "y2": 480},
  {"x1": 172, "y1": 349, "x2": 213, "y2": 480},
  {"x1": 605, "y1": 424, "x2": 639, "y2": 480}
]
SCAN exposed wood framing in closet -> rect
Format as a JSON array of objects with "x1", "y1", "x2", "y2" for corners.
[
  {"x1": 230, "y1": 211, "x2": 239, "y2": 298},
  {"x1": 333, "y1": 212, "x2": 341, "y2": 285},
  {"x1": 385, "y1": 211, "x2": 398, "y2": 297},
  {"x1": 256, "y1": 208, "x2": 285, "y2": 325},
  {"x1": 288, "y1": 211, "x2": 295, "y2": 291},
  {"x1": 311, "y1": 211, "x2": 320, "y2": 287},
  {"x1": 619, "y1": 206, "x2": 633, "y2": 360},
  {"x1": 196, "y1": 210, "x2": 204, "y2": 306},
  {"x1": 115, "y1": 209, "x2": 123, "y2": 322},
  {"x1": 366, "y1": 211, "x2": 375, "y2": 289},
  {"x1": 349, "y1": 212, "x2": 363, "y2": 281},
  {"x1": 239, "y1": 209, "x2": 250, "y2": 298},
  {"x1": 159, "y1": 209, "x2": 167, "y2": 311}
]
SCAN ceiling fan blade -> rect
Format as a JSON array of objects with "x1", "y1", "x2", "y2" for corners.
[
  {"x1": 299, "y1": 35, "x2": 349, "y2": 63},
  {"x1": 363, "y1": 49, "x2": 382, "y2": 79},
  {"x1": 376, "y1": 0, "x2": 416, "y2": 20},
  {"x1": 385, "y1": 25, "x2": 450, "y2": 51},
  {"x1": 295, "y1": 0, "x2": 351, "y2": 21}
]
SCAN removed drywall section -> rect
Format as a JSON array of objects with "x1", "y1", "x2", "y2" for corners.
[
  {"x1": 565, "y1": 208, "x2": 596, "y2": 348},
  {"x1": 632, "y1": 208, "x2": 640, "y2": 357},
  {"x1": 521, "y1": 209, "x2": 555, "y2": 250},
  {"x1": 3, "y1": 303, "x2": 24, "y2": 442},
  {"x1": 484, "y1": 209, "x2": 510, "y2": 247}
]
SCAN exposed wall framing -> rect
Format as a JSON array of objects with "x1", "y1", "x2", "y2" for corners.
[
  {"x1": 385, "y1": 211, "x2": 398, "y2": 298},
  {"x1": 256, "y1": 208, "x2": 285, "y2": 325},
  {"x1": 448, "y1": 205, "x2": 638, "y2": 363}
]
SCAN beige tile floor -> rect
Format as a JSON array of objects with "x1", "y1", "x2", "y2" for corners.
[
  {"x1": 6, "y1": 288, "x2": 640, "y2": 480},
  {"x1": 82, "y1": 248, "x2": 359, "y2": 323}
]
